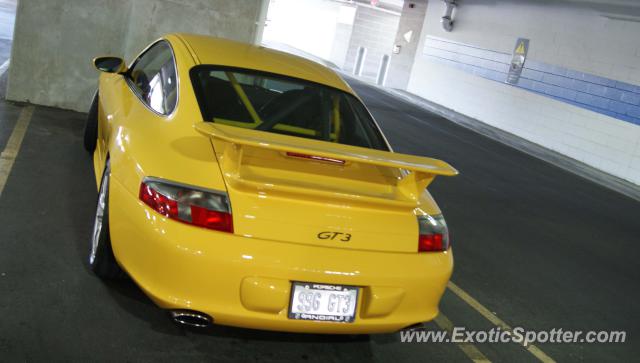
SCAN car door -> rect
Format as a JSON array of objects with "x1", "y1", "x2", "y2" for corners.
[{"x1": 96, "y1": 67, "x2": 128, "y2": 172}]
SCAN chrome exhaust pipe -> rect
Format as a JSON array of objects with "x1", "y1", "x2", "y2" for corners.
[{"x1": 170, "y1": 310, "x2": 212, "y2": 328}]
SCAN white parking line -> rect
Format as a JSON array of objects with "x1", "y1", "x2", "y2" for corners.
[
  {"x1": 0, "y1": 59, "x2": 9, "y2": 75},
  {"x1": 0, "y1": 106, "x2": 34, "y2": 198},
  {"x1": 448, "y1": 281, "x2": 556, "y2": 363}
]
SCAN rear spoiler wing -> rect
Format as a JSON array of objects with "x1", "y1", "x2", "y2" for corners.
[{"x1": 195, "y1": 122, "x2": 458, "y2": 200}]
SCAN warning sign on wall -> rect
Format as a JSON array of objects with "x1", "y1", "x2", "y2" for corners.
[{"x1": 506, "y1": 38, "x2": 529, "y2": 84}]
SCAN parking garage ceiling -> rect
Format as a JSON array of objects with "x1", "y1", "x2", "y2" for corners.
[
  {"x1": 481, "y1": 0, "x2": 640, "y2": 18},
  {"x1": 348, "y1": 0, "x2": 640, "y2": 19}
]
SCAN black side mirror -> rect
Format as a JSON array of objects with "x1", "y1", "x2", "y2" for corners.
[{"x1": 93, "y1": 56, "x2": 127, "y2": 73}]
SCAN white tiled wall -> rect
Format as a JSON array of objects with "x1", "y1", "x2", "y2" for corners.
[
  {"x1": 407, "y1": 0, "x2": 640, "y2": 185},
  {"x1": 343, "y1": 6, "x2": 400, "y2": 82}
]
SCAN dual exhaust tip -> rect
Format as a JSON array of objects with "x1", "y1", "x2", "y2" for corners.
[{"x1": 170, "y1": 310, "x2": 212, "y2": 328}]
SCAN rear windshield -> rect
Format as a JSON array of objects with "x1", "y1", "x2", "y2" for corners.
[{"x1": 190, "y1": 66, "x2": 388, "y2": 151}]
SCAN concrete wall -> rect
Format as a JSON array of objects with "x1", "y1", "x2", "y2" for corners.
[
  {"x1": 262, "y1": 0, "x2": 355, "y2": 68},
  {"x1": 386, "y1": 0, "x2": 428, "y2": 89},
  {"x1": 343, "y1": 5, "x2": 400, "y2": 82},
  {"x1": 407, "y1": 0, "x2": 640, "y2": 185},
  {"x1": 6, "y1": 0, "x2": 264, "y2": 112},
  {"x1": 328, "y1": 8, "x2": 356, "y2": 69}
]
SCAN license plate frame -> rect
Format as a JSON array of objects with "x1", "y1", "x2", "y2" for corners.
[{"x1": 288, "y1": 281, "x2": 359, "y2": 323}]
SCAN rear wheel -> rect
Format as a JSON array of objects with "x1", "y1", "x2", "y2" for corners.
[
  {"x1": 89, "y1": 160, "x2": 123, "y2": 279},
  {"x1": 83, "y1": 92, "x2": 99, "y2": 153}
]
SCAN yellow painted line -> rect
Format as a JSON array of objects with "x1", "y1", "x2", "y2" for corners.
[
  {"x1": 0, "y1": 106, "x2": 34, "y2": 198},
  {"x1": 434, "y1": 313, "x2": 492, "y2": 363},
  {"x1": 448, "y1": 281, "x2": 556, "y2": 363}
]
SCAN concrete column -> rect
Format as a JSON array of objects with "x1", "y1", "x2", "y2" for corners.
[
  {"x1": 253, "y1": 0, "x2": 270, "y2": 45},
  {"x1": 385, "y1": 0, "x2": 428, "y2": 90},
  {"x1": 7, "y1": 0, "x2": 265, "y2": 112},
  {"x1": 6, "y1": 0, "x2": 131, "y2": 112},
  {"x1": 122, "y1": 0, "x2": 264, "y2": 63}
]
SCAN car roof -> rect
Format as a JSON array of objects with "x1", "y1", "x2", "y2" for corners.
[{"x1": 172, "y1": 33, "x2": 354, "y2": 94}]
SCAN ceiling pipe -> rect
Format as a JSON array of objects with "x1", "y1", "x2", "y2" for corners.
[{"x1": 441, "y1": 0, "x2": 456, "y2": 32}]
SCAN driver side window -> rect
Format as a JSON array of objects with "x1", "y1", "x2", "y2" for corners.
[{"x1": 128, "y1": 41, "x2": 177, "y2": 115}]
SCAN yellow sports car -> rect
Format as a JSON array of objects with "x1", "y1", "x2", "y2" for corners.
[{"x1": 85, "y1": 33, "x2": 458, "y2": 334}]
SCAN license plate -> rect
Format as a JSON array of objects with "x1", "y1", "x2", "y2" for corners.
[{"x1": 288, "y1": 282, "x2": 359, "y2": 323}]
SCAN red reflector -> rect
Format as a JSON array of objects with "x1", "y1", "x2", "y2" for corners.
[
  {"x1": 286, "y1": 152, "x2": 345, "y2": 165},
  {"x1": 190, "y1": 205, "x2": 233, "y2": 233},
  {"x1": 418, "y1": 234, "x2": 444, "y2": 252}
]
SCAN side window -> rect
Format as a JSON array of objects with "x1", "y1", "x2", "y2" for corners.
[{"x1": 128, "y1": 41, "x2": 177, "y2": 115}]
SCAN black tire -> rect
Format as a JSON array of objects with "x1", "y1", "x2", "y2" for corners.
[
  {"x1": 89, "y1": 161, "x2": 123, "y2": 279},
  {"x1": 83, "y1": 91, "x2": 99, "y2": 153}
]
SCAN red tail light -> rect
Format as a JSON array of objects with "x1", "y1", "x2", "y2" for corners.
[
  {"x1": 418, "y1": 214, "x2": 449, "y2": 252},
  {"x1": 139, "y1": 178, "x2": 233, "y2": 233}
]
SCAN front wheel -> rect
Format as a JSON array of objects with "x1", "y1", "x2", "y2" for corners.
[{"x1": 89, "y1": 160, "x2": 123, "y2": 279}]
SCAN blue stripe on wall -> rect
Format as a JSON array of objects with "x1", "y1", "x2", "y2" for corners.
[{"x1": 422, "y1": 36, "x2": 640, "y2": 126}]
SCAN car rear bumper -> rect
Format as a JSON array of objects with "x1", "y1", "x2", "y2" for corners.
[{"x1": 108, "y1": 178, "x2": 453, "y2": 334}]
